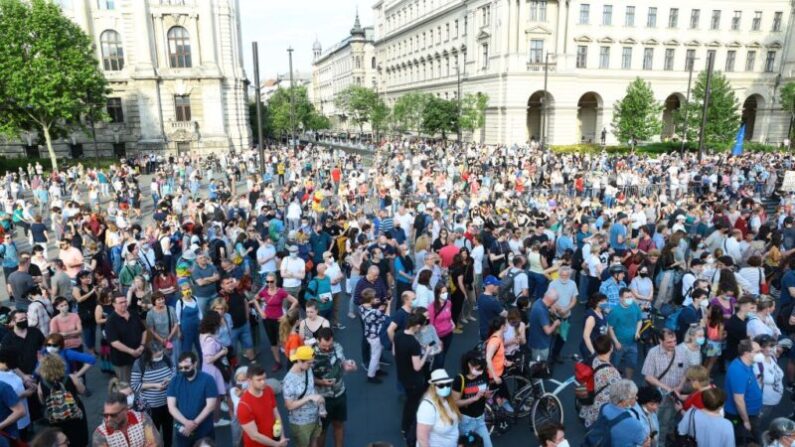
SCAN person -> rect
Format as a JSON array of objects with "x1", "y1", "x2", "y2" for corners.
[
  {"x1": 631, "y1": 386, "x2": 662, "y2": 447},
  {"x1": 725, "y1": 339, "x2": 764, "y2": 444},
  {"x1": 417, "y1": 369, "x2": 461, "y2": 447},
  {"x1": 146, "y1": 293, "x2": 179, "y2": 355},
  {"x1": 396, "y1": 313, "x2": 432, "y2": 446},
  {"x1": 29, "y1": 427, "x2": 68, "y2": 447},
  {"x1": 305, "y1": 263, "x2": 334, "y2": 320},
  {"x1": 676, "y1": 387, "x2": 735, "y2": 447},
  {"x1": 597, "y1": 380, "x2": 649, "y2": 446},
  {"x1": 176, "y1": 285, "x2": 203, "y2": 360},
  {"x1": 580, "y1": 293, "x2": 609, "y2": 362},
  {"x1": 676, "y1": 288, "x2": 708, "y2": 342},
  {"x1": 747, "y1": 296, "x2": 781, "y2": 340},
  {"x1": 218, "y1": 276, "x2": 256, "y2": 363},
  {"x1": 414, "y1": 270, "x2": 435, "y2": 310},
  {"x1": 762, "y1": 417, "x2": 795, "y2": 447},
  {"x1": 198, "y1": 312, "x2": 230, "y2": 427},
  {"x1": 548, "y1": 265, "x2": 578, "y2": 362},
  {"x1": 280, "y1": 245, "x2": 306, "y2": 299},
  {"x1": 681, "y1": 365, "x2": 712, "y2": 411},
  {"x1": 91, "y1": 391, "x2": 163, "y2": 447},
  {"x1": 49, "y1": 297, "x2": 83, "y2": 353},
  {"x1": 279, "y1": 308, "x2": 303, "y2": 365},
  {"x1": 428, "y1": 284, "x2": 455, "y2": 370},
  {"x1": 130, "y1": 343, "x2": 175, "y2": 447},
  {"x1": 255, "y1": 272, "x2": 299, "y2": 371},
  {"x1": 2, "y1": 310, "x2": 45, "y2": 378},
  {"x1": 483, "y1": 316, "x2": 511, "y2": 413},
  {"x1": 725, "y1": 296, "x2": 756, "y2": 365},
  {"x1": 105, "y1": 295, "x2": 146, "y2": 383},
  {"x1": 282, "y1": 346, "x2": 324, "y2": 447},
  {"x1": 452, "y1": 351, "x2": 491, "y2": 447},
  {"x1": 43, "y1": 333, "x2": 96, "y2": 377},
  {"x1": 527, "y1": 289, "x2": 561, "y2": 362},
  {"x1": 72, "y1": 270, "x2": 98, "y2": 354},
  {"x1": 299, "y1": 301, "x2": 331, "y2": 347},
  {"x1": 7, "y1": 255, "x2": 35, "y2": 311},
  {"x1": 37, "y1": 354, "x2": 89, "y2": 447},
  {"x1": 580, "y1": 335, "x2": 621, "y2": 427},
  {"x1": 323, "y1": 251, "x2": 346, "y2": 330},
  {"x1": 0, "y1": 349, "x2": 28, "y2": 444},
  {"x1": 26, "y1": 287, "x2": 52, "y2": 337},
  {"x1": 312, "y1": 327, "x2": 357, "y2": 447},
  {"x1": 630, "y1": 265, "x2": 654, "y2": 310},
  {"x1": 503, "y1": 308, "x2": 526, "y2": 363},
  {"x1": 607, "y1": 287, "x2": 642, "y2": 379},
  {"x1": 536, "y1": 422, "x2": 567, "y2": 447},
  {"x1": 753, "y1": 334, "x2": 784, "y2": 428},
  {"x1": 192, "y1": 254, "x2": 221, "y2": 312},
  {"x1": 476, "y1": 276, "x2": 506, "y2": 341},
  {"x1": 680, "y1": 326, "x2": 705, "y2": 372},
  {"x1": 599, "y1": 264, "x2": 627, "y2": 309},
  {"x1": 237, "y1": 364, "x2": 288, "y2": 447},
  {"x1": 360, "y1": 288, "x2": 390, "y2": 383},
  {"x1": 167, "y1": 351, "x2": 218, "y2": 447}
]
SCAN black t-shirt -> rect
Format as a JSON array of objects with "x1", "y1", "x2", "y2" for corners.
[
  {"x1": 724, "y1": 314, "x2": 747, "y2": 361},
  {"x1": 395, "y1": 331, "x2": 425, "y2": 390},
  {"x1": 105, "y1": 311, "x2": 145, "y2": 366},
  {"x1": 224, "y1": 291, "x2": 248, "y2": 328},
  {"x1": 1, "y1": 328, "x2": 45, "y2": 374},
  {"x1": 455, "y1": 373, "x2": 487, "y2": 417}
]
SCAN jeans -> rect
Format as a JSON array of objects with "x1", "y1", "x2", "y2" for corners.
[
  {"x1": 230, "y1": 324, "x2": 254, "y2": 350},
  {"x1": 195, "y1": 295, "x2": 216, "y2": 314},
  {"x1": 611, "y1": 342, "x2": 639, "y2": 372},
  {"x1": 150, "y1": 405, "x2": 173, "y2": 447},
  {"x1": 459, "y1": 414, "x2": 493, "y2": 447},
  {"x1": 366, "y1": 337, "x2": 382, "y2": 378}
]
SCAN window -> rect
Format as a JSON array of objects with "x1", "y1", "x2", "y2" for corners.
[
  {"x1": 454, "y1": 19, "x2": 459, "y2": 37},
  {"x1": 97, "y1": 0, "x2": 114, "y2": 9},
  {"x1": 647, "y1": 7, "x2": 657, "y2": 27},
  {"x1": 576, "y1": 45, "x2": 588, "y2": 68},
  {"x1": 422, "y1": 32, "x2": 426, "y2": 48},
  {"x1": 706, "y1": 50, "x2": 716, "y2": 68},
  {"x1": 643, "y1": 48, "x2": 653, "y2": 70},
  {"x1": 174, "y1": 95, "x2": 191, "y2": 122},
  {"x1": 745, "y1": 50, "x2": 756, "y2": 71},
  {"x1": 372, "y1": 57, "x2": 376, "y2": 69},
  {"x1": 106, "y1": 98, "x2": 123, "y2": 123},
  {"x1": 99, "y1": 29, "x2": 124, "y2": 71},
  {"x1": 710, "y1": 10, "x2": 721, "y2": 30},
  {"x1": 752, "y1": 11, "x2": 762, "y2": 31},
  {"x1": 356, "y1": 56, "x2": 361, "y2": 69},
  {"x1": 625, "y1": 6, "x2": 635, "y2": 26},
  {"x1": 774, "y1": 11, "x2": 783, "y2": 31},
  {"x1": 766, "y1": 51, "x2": 776, "y2": 72},
  {"x1": 481, "y1": 43, "x2": 489, "y2": 69},
  {"x1": 622, "y1": 47, "x2": 632, "y2": 69},
  {"x1": 668, "y1": 8, "x2": 678, "y2": 28},
  {"x1": 602, "y1": 5, "x2": 612, "y2": 26},
  {"x1": 530, "y1": 0, "x2": 547, "y2": 22},
  {"x1": 690, "y1": 9, "x2": 700, "y2": 29},
  {"x1": 664, "y1": 48, "x2": 674, "y2": 71},
  {"x1": 529, "y1": 39, "x2": 544, "y2": 63},
  {"x1": 167, "y1": 26, "x2": 192, "y2": 68},
  {"x1": 731, "y1": 11, "x2": 741, "y2": 30},
  {"x1": 725, "y1": 50, "x2": 736, "y2": 72},
  {"x1": 686, "y1": 49, "x2": 695, "y2": 70},
  {"x1": 464, "y1": 16, "x2": 467, "y2": 35},
  {"x1": 437, "y1": 27, "x2": 441, "y2": 44},
  {"x1": 579, "y1": 4, "x2": 590, "y2": 24},
  {"x1": 481, "y1": 5, "x2": 491, "y2": 26},
  {"x1": 599, "y1": 46, "x2": 610, "y2": 68}
]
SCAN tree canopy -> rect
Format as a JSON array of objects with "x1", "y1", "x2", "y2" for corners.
[
  {"x1": 681, "y1": 70, "x2": 740, "y2": 149},
  {"x1": 610, "y1": 78, "x2": 662, "y2": 148}
]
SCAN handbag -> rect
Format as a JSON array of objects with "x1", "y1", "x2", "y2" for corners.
[
  {"x1": 759, "y1": 268, "x2": 770, "y2": 294},
  {"x1": 667, "y1": 408, "x2": 698, "y2": 447}
]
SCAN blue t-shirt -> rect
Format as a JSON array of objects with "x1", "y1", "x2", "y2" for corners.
[
  {"x1": 528, "y1": 299, "x2": 552, "y2": 349},
  {"x1": 394, "y1": 257, "x2": 412, "y2": 284},
  {"x1": 167, "y1": 371, "x2": 218, "y2": 437},
  {"x1": 191, "y1": 264, "x2": 219, "y2": 298},
  {"x1": 724, "y1": 358, "x2": 763, "y2": 417},
  {"x1": 780, "y1": 270, "x2": 795, "y2": 308},
  {"x1": 0, "y1": 381, "x2": 20, "y2": 439},
  {"x1": 609, "y1": 223, "x2": 628, "y2": 250},
  {"x1": 477, "y1": 294, "x2": 504, "y2": 340},
  {"x1": 607, "y1": 302, "x2": 642, "y2": 345},
  {"x1": 601, "y1": 403, "x2": 647, "y2": 446}
]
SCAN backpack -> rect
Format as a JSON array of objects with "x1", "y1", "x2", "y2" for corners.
[
  {"x1": 209, "y1": 238, "x2": 226, "y2": 265},
  {"x1": 151, "y1": 238, "x2": 165, "y2": 262},
  {"x1": 582, "y1": 406, "x2": 633, "y2": 447},
  {"x1": 776, "y1": 300, "x2": 795, "y2": 336},
  {"x1": 665, "y1": 306, "x2": 684, "y2": 332},
  {"x1": 499, "y1": 269, "x2": 521, "y2": 304},
  {"x1": 42, "y1": 379, "x2": 83, "y2": 424},
  {"x1": 574, "y1": 362, "x2": 611, "y2": 406},
  {"x1": 670, "y1": 271, "x2": 688, "y2": 306}
]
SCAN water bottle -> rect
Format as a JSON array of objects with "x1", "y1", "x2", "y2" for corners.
[{"x1": 273, "y1": 419, "x2": 282, "y2": 441}]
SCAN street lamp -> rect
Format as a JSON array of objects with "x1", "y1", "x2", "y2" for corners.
[{"x1": 679, "y1": 56, "x2": 699, "y2": 155}]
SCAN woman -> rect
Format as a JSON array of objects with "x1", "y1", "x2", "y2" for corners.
[
  {"x1": 753, "y1": 334, "x2": 784, "y2": 428},
  {"x1": 676, "y1": 387, "x2": 734, "y2": 447},
  {"x1": 739, "y1": 255, "x2": 767, "y2": 296},
  {"x1": 748, "y1": 296, "x2": 781, "y2": 340},
  {"x1": 763, "y1": 417, "x2": 795, "y2": 447},
  {"x1": 298, "y1": 300, "x2": 331, "y2": 347},
  {"x1": 278, "y1": 308, "x2": 303, "y2": 365},
  {"x1": 131, "y1": 342, "x2": 175, "y2": 447},
  {"x1": 176, "y1": 285, "x2": 203, "y2": 359},
  {"x1": 681, "y1": 325, "x2": 705, "y2": 367},
  {"x1": 27, "y1": 288, "x2": 53, "y2": 337},
  {"x1": 360, "y1": 288, "x2": 390, "y2": 383},
  {"x1": 630, "y1": 266, "x2": 654, "y2": 309},
  {"x1": 704, "y1": 304, "x2": 726, "y2": 374},
  {"x1": 526, "y1": 243, "x2": 548, "y2": 300},
  {"x1": 484, "y1": 316, "x2": 512, "y2": 411},
  {"x1": 459, "y1": 247, "x2": 476, "y2": 323},
  {"x1": 710, "y1": 271, "x2": 740, "y2": 320},
  {"x1": 428, "y1": 284, "x2": 454, "y2": 370},
  {"x1": 43, "y1": 333, "x2": 96, "y2": 378},
  {"x1": 414, "y1": 235, "x2": 431, "y2": 270},
  {"x1": 93, "y1": 290, "x2": 115, "y2": 374},
  {"x1": 49, "y1": 297, "x2": 83, "y2": 354},
  {"x1": 414, "y1": 270, "x2": 434, "y2": 309},
  {"x1": 449, "y1": 254, "x2": 467, "y2": 332},
  {"x1": 210, "y1": 298, "x2": 234, "y2": 366},
  {"x1": 503, "y1": 309, "x2": 527, "y2": 363},
  {"x1": 145, "y1": 293, "x2": 179, "y2": 356},
  {"x1": 452, "y1": 351, "x2": 492, "y2": 447},
  {"x1": 71, "y1": 271, "x2": 97, "y2": 354},
  {"x1": 417, "y1": 369, "x2": 461, "y2": 447},
  {"x1": 580, "y1": 293, "x2": 609, "y2": 362},
  {"x1": 153, "y1": 262, "x2": 178, "y2": 307},
  {"x1": 255, "y1": 273, "x2": 298, "y2": 371},
  {"x1": 127, "y1": 275, "x2": 153, "y2": 317},
  {"x1": 199, "y1": 312, "x2": 230, "y2": 426},
  {"x1": 536, "y1": 422, "x2": 567, "y2": 447},
  {"x1": 432, "y1": 229, "x2": 450, "y2": 253},
  {"x1": 29, "y1": 428, "x2": 68, "y2": 447},
  {"x1": 395, "y1": 244, "x2": 415, "y2": 300},
  {"x1": 37, "y1": 354, "x2": 88, "y2": 447},
  {"x1": 346, "y1": 242, "x2": 365, "y2": 319},
  {"x1": 654, "y1": 240, "x2": 684, "y2": 310},
  {"x1": 682, "y1": 365, "x2": 713, "y2": 411},
  {"x1": 580, "y1": 335, "x2": 621, "y2": 427}
]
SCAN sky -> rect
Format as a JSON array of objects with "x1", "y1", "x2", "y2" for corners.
[{"x1": 239, "y1": 0, "x2": 373, "y2": 81}]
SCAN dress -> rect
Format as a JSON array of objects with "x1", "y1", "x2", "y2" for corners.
[
  {"x1": 579, "y1": 357, "x2": 621, "y2": 427},
  {"x1": 200, "y1": 334, "x2": 227, "y2": 395}
]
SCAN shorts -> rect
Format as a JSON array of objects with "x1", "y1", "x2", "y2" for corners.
[
  {"x1": 230, "y1": 324, "x2": 253, "y2": 350},
  {"x1": 289, "y1": 421, "x2": 322, "y2": 447},
  {"x1": 321, "y1": 394, "x2": 348, "y2": 427},
  {"x1": 705, "y1": 340, "x2": 722, "y2": 357},
  {"x1": 263, "y1": 318, "x2": 280, "y2": 347},
  {"x1": 611, "y1": 343, "x2": 638, "y2": 369}
]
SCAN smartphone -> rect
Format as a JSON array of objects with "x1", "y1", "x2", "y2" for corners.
[{"x1": 429, "y1": 341, "x2": 437, "y2": 346}]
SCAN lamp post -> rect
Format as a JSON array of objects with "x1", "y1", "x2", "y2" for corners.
[
  {"x1": 697, "y1": 52, "x2": 715, "y2": 162},
  {"x1": 288, "y1": 47, "x2": 295, "y2": 149},
  {"x1": 541, "y1": 52, "x2": 550, "y2": 148},
  {"x1": 252, "y1": 42, "x2": 265, "y2": 173},
  {"x1": 679, "y1": 56, "x2": 697, "y2": 155}
]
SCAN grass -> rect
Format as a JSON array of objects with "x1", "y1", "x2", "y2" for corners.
[{"x1": 0, "y1": 156, "x2": 120, "y2": 174}]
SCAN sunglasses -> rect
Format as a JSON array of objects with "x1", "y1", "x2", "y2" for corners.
[
  {"x1": 46, "y1": 344, "x2": 59, "y2": 348},
  {"x1": 435, "y1": 382, "x2": 452, "y2": 389},
  {"x1": 102, "y1": 409, "x2": 124, "y2": 419},
  {"x1": 266, "y1": 280, "x2": 275, "y2": 284}
]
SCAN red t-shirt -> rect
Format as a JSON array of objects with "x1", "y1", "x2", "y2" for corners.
[
  {"x1": 682, "y1": 387, "x2": 710, "y2": 411},
  {"x1": 238, "y1": 387, "x2": 277, "y2": 446},
  {"x1": 438, "y1": 244, "x2": 460, "y2": 268},
  {"x1": 331, "y1": 168, "x2": 341, "y2": 183}
]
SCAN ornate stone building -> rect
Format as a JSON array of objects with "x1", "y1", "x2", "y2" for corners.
[
  {"x1": 3, "y1": 0, "x2": 250, "y2": 158},
  {"x1": 372, "y1": 0, "x2": 795, "y2": 146}
]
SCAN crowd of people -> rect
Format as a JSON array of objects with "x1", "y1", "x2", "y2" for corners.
[{"x1": 0, "y1": 141, "x2": 794, "y2": 447}]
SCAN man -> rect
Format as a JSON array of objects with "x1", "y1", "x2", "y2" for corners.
[
  {"x1": 724, "y1": 339, "x2": 764, "y2": 445},
  {"x1": 6, "y1": 256, "x2": 35, "y2": 310},
  {"x1": 438, "y1": 235, "x2": 460, "y2": 269},
  {"x1": 105, "y1": 295, "x2": 146, "y2": 383},
  {"x1": 323, "y1": 252, "x2": 345, "y2": 329},
  {"x1": 631, "y1": 386, "x2": 662, "y2": 447},
  {"x1": 191, "y1": 254, "x2": 220, "y2": 312},
  {"x1": 219, "y1": 276, "x2": 255, "y2": 363},
  {"x1": 353, "y1": 266, "x2": 389, "y2": 307},
  {"x1": 387, "y1": 291, "x2": 415, "y2": 349},
  {"x1": 309, "y1": 224, "x2": 332, "y2": 269},
  {"x1": 676, "y1": 289, "x2": 708, "y2": 342},
  {"x1": 256, "y1": 235, "x2": 277, "y2": 288},
  {"x1": 394, "y1": 313, "x2": 431, "y2": 446},
  {"x1": 0, "y1": 349, "x2": 32, "y2": 440},
  {"x1": 725, "y1": 295, "x2": 757, "y2": 363},
  {"x1": 1, "y1": 310, "x2": 44, "y2": 378},
  {"x1": 305, "y1": 263, "x2": 333, "y2": 320},
  {"x1": 119, "y1": 251, "x2": 144, "y2": 296},
  {"x1": 600, "y1": 264, "x2": 628, "y2": 309},
  {"x1": 528, "y1": 289, "x2": 561, "y2": 362},
  {"x1": 724, "y1": 229, "x2": 744, "y2": 264},
  {"x1": 0, "y1": 234, "x2": 19, "y2": 286},
  {"x1": 548, "y1": 265, "x2": 578, "y2": 363},
  {"x1": 488, "y1": 231, "x2": 511, "y2": 275},
  {"x1": 92, "y1": 392, "x2": 163, "y2": 447},
  {"x1": 49, "y1": 259, "x2": 72, "y2": 302},
  {"x1": 283, "y1": 346, "x2": 325, "y2": 447},
  {"x1": 608, "y1": 288, "x2": 643, "y2": 379},
  {"x1": 609, "y1": 213, "x2": 629, "y2": 255},
  {"x1": 312, "y1": 328, "x2": 357, "y2": 447},
  {"x1": 471, "y1": 235, "x2": 485, "y2": 298},
  {"x1": 680, "y1": 259, "x2": 705, "y2": 305},
  {"x1": 237, "y1": 364, "x2": 288, "y2": 447},
  {"x1": 0, "y1": 377, "x2": 24, "y2": 445},
  {"x1": 501, "y1": 256, "x2": 529, "y2": 304},
  {"x1": 595, "y1": 380, "x2": 649, "y2": 446},
  {"x1": 58, "y1": 237, "x2": 83, "y2": 280},
  {"x1": 477, "y1": 276, "x2": 507, "y2": 340},
  {"x1": 280, "y1": 245, "x2": 306, "y2": 298},
  {"x1": 167, "y1": 352, "x2": 218, "y2": 447}
]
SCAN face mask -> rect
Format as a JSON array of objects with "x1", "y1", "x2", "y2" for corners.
[
  {"x1": 639, "y1": 272, "x2": 648, "y2": 278},
  {"x1": 15, "y1": 321, "x2": 27, "y2": 330},
  {"x1": 471, "y1": 369, "x2": 483, "y2": 376},
  {"x1": 696, "y1": 337, "x2": 706, "y2": 346},
  {"x1": 436, "y1": 386, "x2": 451, "y2": 398},
  {"x1": 152, "y1": 354, "x2": 164, "y2": 362},
  {"x1": 290, "y1": 253, "x2": 297, "y2": 259},
  {"x1": 126, "y1": 394, "x2": 135, "y2": 406},
  {"x1": 747, "y1": 312, "x2": 757, "y2": 319},
  {"x1": 753, "y1": 353, "x2": 765, "y2": 363},
  {"x1": 58, "y1": 307, "x2": 68, "y2": 315},
  {"x1": 558, "y1": 441, "x2": 570, "y2": 447},
  {"x1": 240, "y1": 382, "x2": 249, "y2": 390},
  {"x1": 699, "y1": 299, "x2": 709, "y2": 308},
  {"x1": 46, "y1": 346, "x2": 59, "y2": 354},
  {"x1": 181, "y1": 368, "x2": 196, "y2": 378},
  {"x1": 599, "y1": 303, "x2": 609, "y2": 311},
  {"x1": 623, "y1": 298, "x2": 634, "y2": 306},
  {"x1": 440, "y1": 292, "x2": 448, "y2": 301}
]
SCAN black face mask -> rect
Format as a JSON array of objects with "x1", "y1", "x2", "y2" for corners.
[{"x1": 15, "y1": 321, "x2": 28, "y2": 330}]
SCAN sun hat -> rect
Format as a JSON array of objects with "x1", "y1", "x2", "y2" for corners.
[
  {"x1": 428, "y1": 369, "x2": 454, "y2": 385},
  {"x1": 290, "y1": 345, "x2": 315, "y2": 362},
  {"x1": 181, "y1": 250, "x2": 196, "y2": 261}
]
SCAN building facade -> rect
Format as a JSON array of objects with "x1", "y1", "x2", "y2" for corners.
[
  {"x1": 311, "y1": 14, "x2": 377, "y2": 132},
  {"x1": 2, "y1": 0, "x2": 250, "y2": 159},
  {"x1": 373, "y1": 0, "x2": 795, "y2": 146}
]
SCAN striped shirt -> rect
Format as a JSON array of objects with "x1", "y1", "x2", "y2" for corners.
[{"x1": 130, "y1": 358, "x2": 175, "y2": 408}]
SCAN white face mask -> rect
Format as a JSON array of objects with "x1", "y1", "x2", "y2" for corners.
[
  {"x1": 152, "y1": 354, "x2": 164, "y2": 362},
  {"x1": 126, "y1": 394, "x2": 135, "y2": 406},
  {"x1": 558, "y1": 441, "x2": 570, "y2": 447},
  {"x1": 45, "y1": 346, "x2": 59, "y2": 354},
  {"x1": 440, "y1": 292, "x2": 448, "y2": 301},
  {"x1": 753, "y1": 353, "x2": 766, "y2": 363}
]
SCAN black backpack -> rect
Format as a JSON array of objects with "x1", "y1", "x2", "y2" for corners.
[{"x1": 582, "y1": 406, "x2": 633, "y2": 447}]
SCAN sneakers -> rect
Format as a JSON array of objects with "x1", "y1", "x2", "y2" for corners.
[
  {"x1": 348, "y1": 312, "x2": 357, "y2": 319},
  {"x1": 333, "y1": 323, "x2": 346, "y2": 330},
  {"x1": 376, "y1": 369, "x2": 388, "y2": 377},
  {"x1": 214, "y1": 418, "x2": 231, "y2": 427},
  {"x1": 220, "y1": 402, "x2": 229, "y2": 412},
  {"x1": 453, "y1": 326, "x2": 464, "y2": 334},
  {"x1": 367, "y1": 376, "x2": 383, "y2": 384}
]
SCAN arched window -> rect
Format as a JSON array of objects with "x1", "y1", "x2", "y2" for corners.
[
  {"x1": 100, "y1": 30, "x2": 124, "y2": 71},
  {"x1": 168, "y1": 26, "x2": 192, "y2": 68}
]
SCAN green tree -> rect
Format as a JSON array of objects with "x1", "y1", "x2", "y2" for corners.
[
  {"x1": 780, "y1": 82, "x2": 795, "y2": 144},
  {"x1": 248, "y1": 101, "x2": 271, "y2": 145},
  {"x1": 681, "y1": 70, "x2": 740, "y2": 150},
  {"x1": 422, "y1": 96, "x2": 459, "y2": 142},
  {"x1": 335, "y1": 86, "x2": 382, "y2": 132},
  {"x1": 459, "y1": 93, "x2": 489, "y2": 136},
  {"x1": 0, "y1": 0, "x2": 109, "y2": 170},
  {"x1": 392, "y1": 92, "x2": 431, "y2": 134},
  {"x1": 306, "y1": 112, "x2": 331, "y2": 131},
  {"x1": 610, "y1": 78, "x2": 663, "y2": 150},
  {"x1": 370, "y1": 99, "x2": 390, "y2": 141},
  {"x1": 266, "y1": 86, "x2": 321, "y2": 138}
]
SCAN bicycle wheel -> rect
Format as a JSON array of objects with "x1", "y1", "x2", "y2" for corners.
[
  {"x1": 511, "y1": 383, "x2": 535, "y2": 418},
  {"x1": 484, "y1": 402, "x2": 496, "y2": 435},
  {"x1": 530, "y1": 393, "x2": 564, "y2": 436},
  {"x1": 502, "y1": 374, "x2": 532, "y2": 400}
]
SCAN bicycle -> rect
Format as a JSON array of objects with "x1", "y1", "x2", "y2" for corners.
[{"x1": 482, "y1": 352, "x2": 534, "y2": 436}]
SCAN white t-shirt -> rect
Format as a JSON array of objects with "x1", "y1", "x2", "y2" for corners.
[
  {"x1": 416, "y1": 398, "x2": 459, "y2": 447},
  {"x1": 326, "y1": 261, "x2": 343, "y2": 294},
  {"x1": 471, "y1": 245, "x2": 484, "y2": 276},
  {"x1": 0, "y1": 370, "x2": 29, "y2": 430},
  {"x1": 753, "y1": 357, "x2": 784, "y2": 406},
  {"x1": 257, "y1": 244, "x2": 277, "y2": 274},
  {"x1": 280, "y1": 257, "x2": 305, "y2": 288}
]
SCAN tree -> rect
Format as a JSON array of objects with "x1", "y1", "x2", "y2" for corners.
[
  {"x1": 392, "y1": 92, "x2": 431, "y2": 134},
  {"x1": 266, "y1": 86, "x2": 322, "y2": 138},
  {"x1": 248, "y1": 101, "x2": 271, "y2": 145},
  {"x1": 610, "y1": 78, "x2": 663, "y2": 150},
  {"x1": 780, "y1": 81, "x2": 795, "y2": 145},
  {"x1": 335, "y1": 86, "x2": 382, "y2": 132},
  {"x1": 0, "y1": 0, "x2": 109, "y2": 170},
  {"x1": 306, "y1": 112, "x2": 331, "y2": 132},
  {"x1": 370, "y1": 99, "x2": 390, "y2": 142},
  {"x1": 422, "y1": 96, "x2": 459, "y2": 142},
  {"x1": 459, "y1": 93, "x2": 489, "y2": 136},
  {"x1": 681, "y1": 70, "x2": 740, "y2": 150}
]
